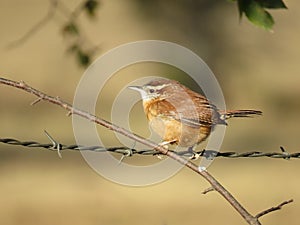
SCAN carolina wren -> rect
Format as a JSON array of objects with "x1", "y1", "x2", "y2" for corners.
[{"x1": 129, "y1": 78, "x2": 262, "y2": 151}]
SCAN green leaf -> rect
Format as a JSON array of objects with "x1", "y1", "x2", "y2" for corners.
[
  {"x1": 260, "y1": 0, "x2": 287, "y2": 9},
  {"x1": 84, "y1": 0, "x2": 100, "y2": 17},
  {"x1": 77, "y1": 50, "x2": 91, "y2": 67},
  {"x1": 238, "y1": 0, "x2": 274, "y2": 30}
]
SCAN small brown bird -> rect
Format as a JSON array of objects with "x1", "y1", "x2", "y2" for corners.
[{"x1": 129, "y1": 78, "x2": 262, "y2": 152}]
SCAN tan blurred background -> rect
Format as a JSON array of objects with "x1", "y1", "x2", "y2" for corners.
[{"x1": 0, "y1": 0, "x2": 300, "y2": 224}]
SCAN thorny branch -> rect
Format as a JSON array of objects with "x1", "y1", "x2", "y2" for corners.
[{"x1": 0, "y1": 77, "x2": 293, "y2": 225}]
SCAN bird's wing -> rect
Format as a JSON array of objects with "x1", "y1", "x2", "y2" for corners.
[{"x1": 152, "y1": 94, "x2": 224, "y2": 128}]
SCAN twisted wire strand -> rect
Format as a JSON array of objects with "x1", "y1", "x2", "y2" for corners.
[{"x1": 0, "y1": 137, "x2": 296, "y2": 159}]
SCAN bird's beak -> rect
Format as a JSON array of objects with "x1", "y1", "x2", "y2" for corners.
[
  {"x1": 128, "y1": 85, "x2": 147, "y2": 99},
  {"x1": 128, "y1": 85, "x2": 143, "y2": 92}
]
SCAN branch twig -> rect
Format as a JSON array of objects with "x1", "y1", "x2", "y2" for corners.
[
  {"x1": 256, "y1": 199, "x2": 293, "y2": 219},
  {"x1": 0, "y1": 77, "x2": 293, "y2": 225},
  {"x1": 6, "y1": 0, "x2": 58, "y2": 49},
  {"x1": 5, "y1": 0, "x2": 100, "y2": 67}
]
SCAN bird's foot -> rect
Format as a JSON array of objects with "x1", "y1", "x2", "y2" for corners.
[{"x1": 187, "y1": 146, "x2": 200, "y2": 160}]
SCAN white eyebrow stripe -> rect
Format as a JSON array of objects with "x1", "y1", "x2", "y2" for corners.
[
  {"x1": 154, "y1": 84, "x2": 168, "y2": 90},
  {"x1": 146, "y1": 83, "x2": 169, "y2": 90}
]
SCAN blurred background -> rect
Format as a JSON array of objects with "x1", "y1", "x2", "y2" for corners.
[{"x1": 0, "y1": 0, "x2": 299, "y2": 224}]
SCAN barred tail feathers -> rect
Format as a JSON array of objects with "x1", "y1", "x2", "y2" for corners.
[{"x1": 221, "y1": 110, "x2": 262, "y2": 120}]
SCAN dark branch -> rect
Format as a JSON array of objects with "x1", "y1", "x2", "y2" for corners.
[
  {"x1": 202, "y1": 187, "x2": 215, "y2": 194},
  {"x1": 256, "y1": 199, "x2": 293, "y2": 219}
]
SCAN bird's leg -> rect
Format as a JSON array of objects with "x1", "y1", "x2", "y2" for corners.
[{"x1": 158, "y1": 140, "x2": 176, "y2": 148}]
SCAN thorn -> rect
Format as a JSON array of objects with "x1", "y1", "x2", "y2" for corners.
[
  {"x1": 44, "y1": 130, "x2": 62, "y2": 158},
  {"x1": 202, "y1": 187, "x2": 214, "y2": 194},
  {"x1": 19, "y1": 80, "x2": 25, "y2": 87},
  {"x1": 66, "y1": 111, "x2": 72, "y2": 117},
  {"x1": 30, "y1": 97, "x2": 42, "y2": 106}
]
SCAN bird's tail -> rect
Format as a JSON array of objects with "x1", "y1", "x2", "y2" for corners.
[{"x1": 221, "y1": 110, "x2": 262, "y2": 120}]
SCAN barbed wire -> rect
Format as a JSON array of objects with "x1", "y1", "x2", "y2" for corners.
[{"x1": 0, "y1": 136, "x2": 296, "y2": 160}]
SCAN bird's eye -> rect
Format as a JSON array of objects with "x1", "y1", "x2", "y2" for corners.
[{"x1": 149, "y1": 89, "x2": 155, "y2": 93}]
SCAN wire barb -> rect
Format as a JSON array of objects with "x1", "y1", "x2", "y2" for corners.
[
  {"x1": 118, "y1": 149, "x2": 133, "y2": 165},
  {"x1": 44, "y1": 130, "x2": 62, "y2": 158},
  {"x1": 280, "y1": 146, "x2": 291, "y2": 160}
]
